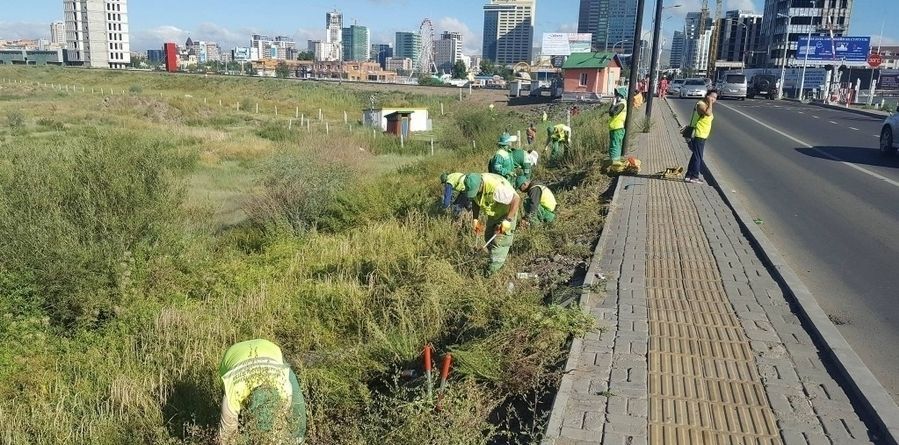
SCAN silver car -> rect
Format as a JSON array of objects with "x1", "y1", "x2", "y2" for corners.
[
  {"x1": 880, "y1": 109, "x2": 899, "y2": 156},
  {"x1": 680, "y1": 78, "x2": 708, "y2": 98},
  {"x1": 668, "y1": 79, "x2": 685, "y2": 96},
  {"x1": 716, "y1": 73, "x2": 747, "y2": 100}
]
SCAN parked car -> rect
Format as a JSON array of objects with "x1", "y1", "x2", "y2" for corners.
[
  {"x1": 679, "y1": 78, "x2": 708, "y2": 98},
  {"x1": 748, "y1": 74, "x2": 779, "y2": 99},
  {"x1": 880, "y1": 110, "x2": 899, "y2": 156},
  {"x1": 716, "y1": 73, "x2": 747, "y2": 100},
  {"x1": 668, "y1": 79, "x2": 685, "y2": 96}
]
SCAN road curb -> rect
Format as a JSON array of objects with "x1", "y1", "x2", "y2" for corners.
[
  {"x1": 784, "y1": 98, "x2": 891, "y2": 119},
  {"x1": 541, "y1": 137, "x2": 643, "y2": 441},
  {"x1": 666, "y1": 100, "x2": 899, "y2": 444}
]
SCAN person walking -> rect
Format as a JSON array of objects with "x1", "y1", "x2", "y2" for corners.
[
  {"x1": 608, "y1": 86, "x2": 628, "y2": 166},
  {"x1": 218, "y1": 339, "x2": 306, "y2": 444},
  {"x1": 463, "y1": 173, "x2": 521, "y2": 274},
  {"x1": 685, "y1": 89, "x2": 717, "y2": 184},
  {"x1": 659, "y1": 77, "x2": 669, "y2": 100}
]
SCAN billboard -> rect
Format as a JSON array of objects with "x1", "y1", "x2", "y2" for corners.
[
  {"x1": 796, "y1": 36, "x2": 871, "y2": 63},
  {"x1": 542, "y1": 33, "x2": 592, "y2": 56},
  {"x1": 880, "y1": 70, "x2": 899, "y2": 90}
]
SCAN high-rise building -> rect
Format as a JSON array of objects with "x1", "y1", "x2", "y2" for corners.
[
  {"x1": 273, "y1": 36, "x2": 296, "y2": 60},
  {"x1": 682, "y1": 11, "x2": 715, "y2": 72},
  {"x1": 50, "y1": 21, "x2": 66, "y2": 47},
  {"x1": 64, "y1": 0, "x2": 131, "y2": 68},
  {"x1": 325, "y1": 10, "x2": 343, "y2": 61},
  {"x1": 577, "y1": 0, "x2": 638, "y2": 52},
  {"x1": 669, "y1": 30, "x2": 686, "y2": 68},
  {"x1": 760, "y1": 0, "x2": 851, "y2": 68},
  {"x1": 342, "y1": 25, "x2": 370, "y2": 61},
  {"x1": 435, "y1": 31, "x2": 463, "y2": 74},
  {"x1": 716, "y1": 10, "x2": 763, "y2": 67},
  {"x1": 371, "y1": 43, "x2": 393, "y2": 68},
  {"x1": 395, "y1": 31, "x2": 421, "y2": 70},
  {"x1": 482, "y1": 0, "x2": 535, "y2": 65}
]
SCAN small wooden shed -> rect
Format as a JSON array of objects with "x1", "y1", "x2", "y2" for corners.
[{"x1": 385, "y1": 110, "x2": 414, "y2": 138}]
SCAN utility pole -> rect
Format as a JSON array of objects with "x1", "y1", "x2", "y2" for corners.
[
  {"x1": 798, "y1": 1, "x2": 816, "y2": 101},
  {"x1": 622, "y1": 0, "x2": 647, "y2": 155},
  {"x1": 646, "y1": 0, "x2": 664, "y2": 119}
]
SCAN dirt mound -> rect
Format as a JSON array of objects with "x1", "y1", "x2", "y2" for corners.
[{"x1": 102, "y1": 95, "x2": 183, "y2": 124}]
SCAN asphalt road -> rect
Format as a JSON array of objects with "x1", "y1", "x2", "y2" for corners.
[{"x1": 667, "y1": 97, "x2": 899, "y2": 401}]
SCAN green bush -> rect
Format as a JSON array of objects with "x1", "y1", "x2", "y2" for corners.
[
  {"x1": 129, "y1": 84, "x2": 143, "y2": 94},
  {"x1": 6, "y1": 110, "x2": 25, "y2": 129},
  {"x1": 0, "y1": 130, "x2": 194, "y2": 327}
]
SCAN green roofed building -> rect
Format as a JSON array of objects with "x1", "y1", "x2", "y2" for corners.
[{"x1": 561, "y1": 52, "x2": 622, "y2": 99}]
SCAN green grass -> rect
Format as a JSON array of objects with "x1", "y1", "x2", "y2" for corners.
[{"x1": 0, "y1": 66, "x2": 611, "y2": 444}]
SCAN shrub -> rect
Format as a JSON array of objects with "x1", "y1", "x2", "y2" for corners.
[
  {"x1": 37, "y1": 117, "x2": 65, "y2": 131},
  {"x1": 6, "y1": 110, "x2": 25, "y2": 129},
  {"x1": 0, "y1": 130, "x2": 194, "y2": 327},
  {"x1": 129, "y1": 84, "x2": 143, "y2": 94}
]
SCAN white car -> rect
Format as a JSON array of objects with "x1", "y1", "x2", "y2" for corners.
[
  {"x1": 680, "y1": 78, "x2": 708, "y2": 98},
  {"x1": 668, "y1": 79, "x2": 685, "y2": 96},
  {"x1": 881, "y1": 109, "x2": 899, "y2": 156}
]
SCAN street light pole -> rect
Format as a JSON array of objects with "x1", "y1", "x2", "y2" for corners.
[
  {"x1": 646, "y1": 0, "x2": 665, "y2": 119},
  {"x1": 622, "y1": 0, "x2": 647, "y2": 156},
  {"x1": 798, "y1": 0, "x2": 815, "y2": 101},
  {"x1": 776, "y1": 4, "x2": 792, "y2": 100}
]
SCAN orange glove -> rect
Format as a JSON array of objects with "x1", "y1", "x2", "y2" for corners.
[{"x1": 473, "y1": 219, "x2": 485, "y2": 235}]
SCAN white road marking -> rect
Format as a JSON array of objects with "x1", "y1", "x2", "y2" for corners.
[
  {"x1": 829, "y1": 121, "x2": 839, "y2": 125},
  {"x1": 813, "y1": 115, "x2": 820, "y2": 119},
  {"x1": 798, "y1": 111, "x2": 805, "y2": 114},
  {"x1": 849, "y1": 127, "x2": 859, "y2": 131},
  {"x1": 719, "y1": 103, "x2": 899, "y2": 189}
]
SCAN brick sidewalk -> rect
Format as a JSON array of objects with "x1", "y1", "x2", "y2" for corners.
[{"x1": 542, "y1": 104, "x2": 875, "y2": 445}]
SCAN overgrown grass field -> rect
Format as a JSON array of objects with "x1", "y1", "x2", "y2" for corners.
[{"x1": 0, "y1": 67, "x2": 612, "y2": 444}]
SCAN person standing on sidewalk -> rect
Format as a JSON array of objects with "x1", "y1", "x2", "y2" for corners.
[
  {"x1": 685, "y1": 89, "x2": 718, "y2": 184},
  {"x1": 608, "y1": 86, "x2": 628, "y2": 166}
]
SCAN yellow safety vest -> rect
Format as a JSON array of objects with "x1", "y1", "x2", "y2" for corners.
[
  {"x1": 536, "y1": 185, "x2": 557, "y2": 212},
  {"x1": 609, "y1": 104, "x2": 627, "y2": 130},
  {"x1": 691, "y1": 101, "x2": 714, "y2": 139},
  {"x1": 478, "y1": 173, "x2": 515, "y2": 218},
  {"x1": 446, "y1": 173, "x2": 466, "y2": 191},
  {"x1": 219, "y1": 340, "x2": 292, "y2": 415},
  {"x1": 551, "y1": 124, "x2": 570, "y2": 142}
]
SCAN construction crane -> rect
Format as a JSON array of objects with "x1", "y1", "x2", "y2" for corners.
[{"x1": 706, "y1": 0, "x2": 723, "y2": 78}]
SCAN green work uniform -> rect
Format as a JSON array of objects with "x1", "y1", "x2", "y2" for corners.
[
  {"x1": 218, "y1": 339, "x2": 306, "y2": 444},
  {"x1": 488, "y1": 148, "x2": 514, "y2": 178},
  {"x1": 524, "y1": 183, "x2": 557, "y2": 224},
  {"x1": 510, "y1": 148, "x2": 532, "y2": 184},
  {"x1": 608, "y1": 102, "x2": 627, "y2": 162},
  {"x1": 547, "y1": 124, "x2": 571, "y2": 161},
  {"x1": 470, "y1": 173, "x2": 519, "y2": 274}
]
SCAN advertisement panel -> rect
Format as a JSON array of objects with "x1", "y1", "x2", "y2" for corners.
[
  {"x1": 880, "y1": 70, "x2": 899, "y2": 90},
  {"x1": 796, "y1": 36, "x2": 871, "y2": 63},
  {"x1": 542, "y1": 33, "x2": 593, "y2": 56}
]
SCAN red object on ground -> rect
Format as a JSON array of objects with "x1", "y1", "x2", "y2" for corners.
[
  {"x1": 868, "y1": 53, "x2": 883, "y2": 68},
  {"x1": 423, "y1": 344, "x2": 432, "y2": 372},
  {"x1": 439, "y1": 353, "x2": 452, "y2": 386}
]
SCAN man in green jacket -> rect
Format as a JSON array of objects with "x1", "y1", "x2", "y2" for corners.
[
  {"x1": 488, "y1": 134, "x2": 514, "y2": 178},
  {"x1": 608, "y1": 86, "x2": 628, "y2": 166},
  {"x1": 218, "y1": 339, "x2": 306, "y2": 444},
  {"x1": 509, "y1": 145, "x2": 532, "y2": 185},
  {"x1": 545, "y1": 123, "x2": 571, "y2": 162},
  {"x1": 517, "y1": 177, "x2": 557, "y2": 225},
  {"x1": 463, "y1": 173, "x2": 521, "y2": 274}
]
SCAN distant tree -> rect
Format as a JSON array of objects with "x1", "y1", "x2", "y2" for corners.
[
  {"x1": 244, "y1": 62, "x2": 258, "y2": 76},
  {"x1": 479, "y1": 59, "x2": 494, "y2": 75},
  {"x1": 418, "y1": 76, "x2": 445, "y2": 87},
  {"x1": 452, "y1": 60, "x2": 468, "y2": 79},
  {"x1": 297, "y1": 51, "x2": 314, "y2": 61},
  {"x1": 275, "y1": 61, "x2": 291, "y2": 79}
]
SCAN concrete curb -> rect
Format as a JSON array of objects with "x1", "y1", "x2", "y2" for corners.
[
  {"x1": 541, "y1": 173, "x2": 625, "y2": 441},
  {"x1": 666, "y1": 100, "x2": 899, "y2": 444},
  {"x1": 783, "y1": 98, "x2": 891, "y2": 119}
]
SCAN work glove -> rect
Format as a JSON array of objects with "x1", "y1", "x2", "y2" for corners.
[
  {"x1": 498, "y1": 219, "x2": 513, "y2": 235},
  {"x1": 473, "y1": 219, "x2": 485, "y2": 235}
]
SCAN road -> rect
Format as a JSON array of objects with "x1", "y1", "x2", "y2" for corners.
[{"x1": 667, "y1": 97, "x2": 899, "y2": 401}]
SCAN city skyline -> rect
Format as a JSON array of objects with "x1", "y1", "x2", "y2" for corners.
[{"x1": 2, "y1": 0, "x2": 896, "y2": 55}]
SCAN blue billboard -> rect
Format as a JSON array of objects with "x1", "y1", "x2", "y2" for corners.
[{"x1": 797, "y1": 36, "x2": 871, "y2": 62}]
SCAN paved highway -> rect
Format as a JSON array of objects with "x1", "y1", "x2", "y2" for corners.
[{"x1": 667, "y1": 97, "x2": 899, "y2": 401}]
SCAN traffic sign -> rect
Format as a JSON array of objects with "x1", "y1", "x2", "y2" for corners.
[{"x1": 868, "y1": 53, "x2": 883, "y2": 68}]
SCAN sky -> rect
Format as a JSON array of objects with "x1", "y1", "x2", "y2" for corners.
[{"x1": 1, "y1": 0, "x2": 896, "y2": 54}]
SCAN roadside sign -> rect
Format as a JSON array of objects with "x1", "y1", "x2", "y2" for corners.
[
  {"x1": 867, "y1": 53, "x2": 883, "y2": 68},
  {"x1": 880, "y1": 70, "x2": 899, "y2": 90},
  {"x1": 797, "y1": 36, "x2": 871, "y2": 63}
]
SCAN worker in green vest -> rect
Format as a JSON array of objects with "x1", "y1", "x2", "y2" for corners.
[
  {"x1": 517, "y1": 177, "x2": 557, "y2": 225},
  {"x1": 544, "y1": 123, "x2": 571, "y2": 162},
  {"x1": 488, "y1": 134, "x2": 514, "y2": 178},
  {"x1": 608, "y1": 86, "x2": 628, "y2": 165},
  {"x1": 509, "y1": 146, "x2": 533, "y2": 185},
  {"x1": 463, "y1": 173, "x2": 521, "y2": 274},
  {"x1": 218, "y1": 339, "x2": 306, "y2": 444},
  {"x1": 440, "y1": 172, "x2": 471, "y2": 216}
]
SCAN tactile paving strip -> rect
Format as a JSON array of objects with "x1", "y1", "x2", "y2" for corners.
[{"x1": 644, "y1": 166, "x2": 782, "y2": 444}]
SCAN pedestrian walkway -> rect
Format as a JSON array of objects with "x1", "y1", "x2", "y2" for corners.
[{"x1": 542, "y1": 104, "x2": 875, "y2": 445}]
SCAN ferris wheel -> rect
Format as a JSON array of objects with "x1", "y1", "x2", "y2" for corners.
[{"x1": 418, "y1": 19, "x2": 436, "y2": 76}]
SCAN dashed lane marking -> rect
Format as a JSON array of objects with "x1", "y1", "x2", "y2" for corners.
[
  {"x1": 720, "y1": 103, "x2": 899, "y2": 189},
  {"x1": 849, "y1": 127, "x2": 859, "y2": 131},
  {"x1": 813, "y1": 115, "x2": 820, "y2": 119},
  {"x1": 829, "y1": 121, "x2": 839, "y2": 125}
]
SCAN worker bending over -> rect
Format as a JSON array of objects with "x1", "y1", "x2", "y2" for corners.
[
  {"x1": 517, "y1": 177, "x2": 557, "y2": 225},
  {"x1": 219, "y1": 339, "x2": 306, "y2": 444},
  {"x1": 545, "y1": 123, "x2": 571, "y2": 162},
  {"x1": 463, "y1": 173, "x2": 521, "y2": 274},
  {"x1": 440, "y1": 172, "x2": 471, "y2": 216},
  {"x1": 488, "y1": 134, "x2": 514, "y2": 178}
]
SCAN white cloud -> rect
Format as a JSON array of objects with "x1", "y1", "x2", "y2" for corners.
[
  {"x1": 130, "y1": 23, "x2": 321, "y2": 51},
  {"x1": 726, "y1": 0, "x2": 758, "y2": 13},
  {"x1": 131, "y1": 25, "x2": 191, "y2": 51},
  {"x1": 0, "y1": 21, "x2": 48, "y2": 40},
  {"x1": 559, "y1": 23, "x2": 578, "y2": 33}
]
